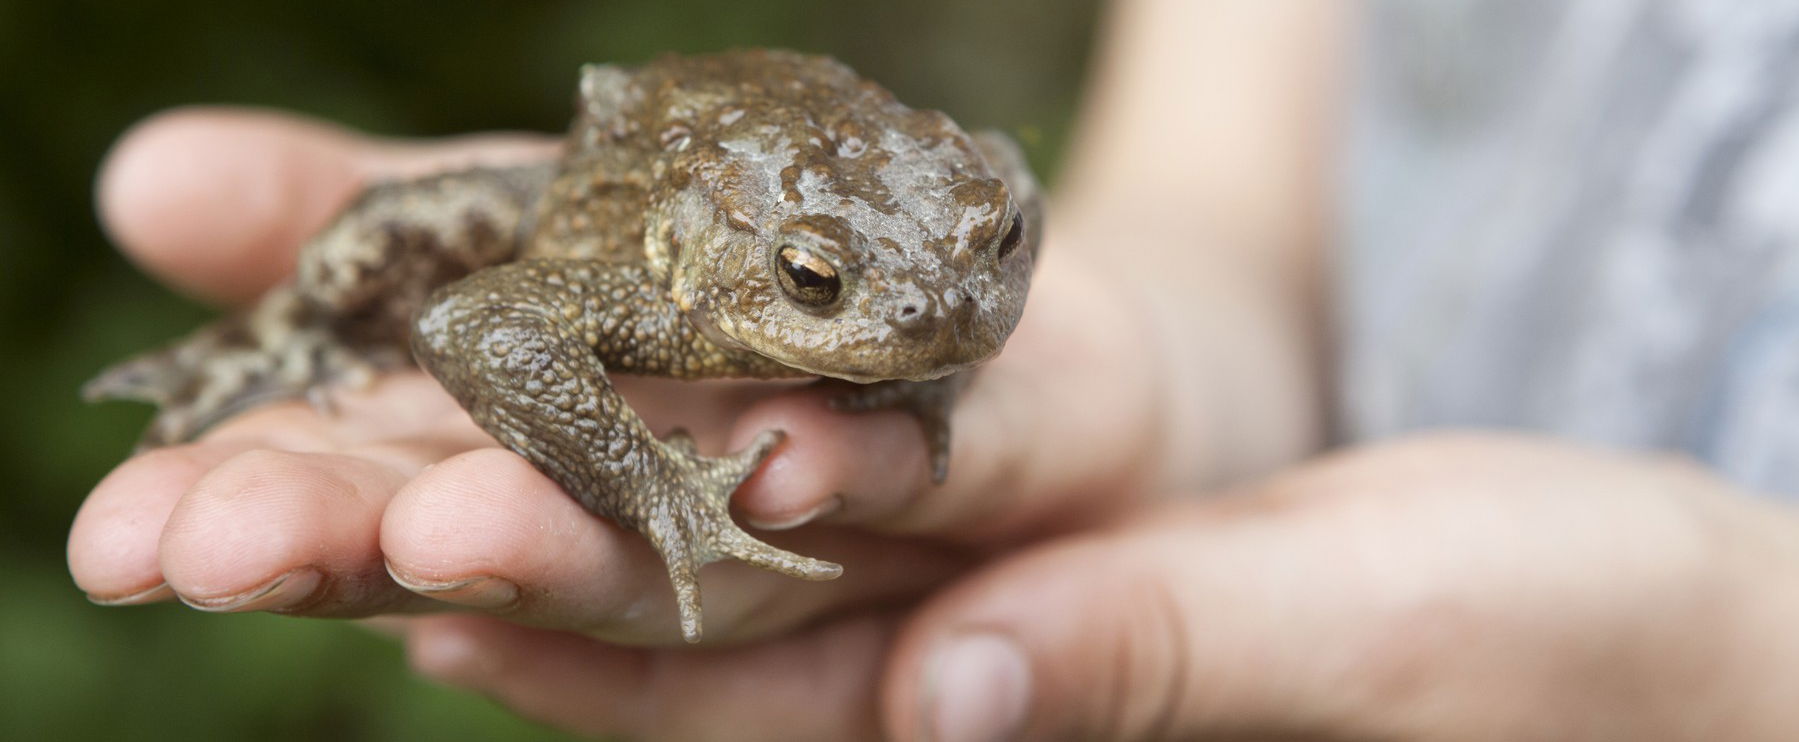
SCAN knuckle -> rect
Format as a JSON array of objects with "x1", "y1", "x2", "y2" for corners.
[{"x1": 1098, "y1": 559, "x2": 1197, "y2": 740}]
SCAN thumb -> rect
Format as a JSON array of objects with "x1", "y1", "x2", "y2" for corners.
[
  {"x1": 98, "y1": 106, "x2": 555, "y2": 306},
  {"x1": 881, "y1": 502, "x2": 1382, "y2": 741}
]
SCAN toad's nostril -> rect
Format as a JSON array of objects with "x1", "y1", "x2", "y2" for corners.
[{"x1": 888, "y1": 302, "x2": 931, "y2": 333}]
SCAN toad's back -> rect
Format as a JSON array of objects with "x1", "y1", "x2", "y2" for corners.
[{"x1": 526, "y1": 50, "x2": 989, "y2": 267}]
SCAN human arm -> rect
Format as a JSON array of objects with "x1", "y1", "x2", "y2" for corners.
[{"x1": 1055, "y1": 0, "x2": 1345, "y2": 485}]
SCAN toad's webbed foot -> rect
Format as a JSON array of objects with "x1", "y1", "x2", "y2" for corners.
[
  {"x1": 83, "y1": 287, "x2": 392, "y2": 447},
  {"x1": 87, "y1": 164, "x2": 553, "y2": 447},
  {"x1": 827, "y1": 374, "x2": 970, "y2": 484},
  {"x1": 643, "y1": 428, "x2": 842, "y2": 642}
]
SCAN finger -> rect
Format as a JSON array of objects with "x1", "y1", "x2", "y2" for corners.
[
  {"x1": 68, "y1": 441, "x2": 253, "y2": 604},
  {"x1": 75, "y1": 372, "x2": 489, "y2": 614},
  {"x1": 67, "y1": 395, "x2": 382, "y2": 605},
  {"x1": 406, "y1": 613, "x2": 890, "y2": 741},
  {"x1": 734, "y1": 249, "x2": 1162, "y2": 539},
  {"x1": 880, "y1": 500, "x2": 1376, "y2": 742},
  {"x1": 380, "y1": 448, "x2": 966, "y2": 645},
  {"x1": 200, "y1": 370, "x2": 491, "y2": 453},
  {"x1": 97, "y1": 106, "x2": 556, "y2": 305},
  {"x1": 157, "y1": 440, "x2": 469, "y2": 617}
]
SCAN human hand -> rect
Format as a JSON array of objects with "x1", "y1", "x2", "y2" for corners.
[
  {"x1": 404, "y1": 434, "x2": 1799, "y2": 740},
  {"x1": 67, "y1": 108, "x2": 1170, "y2": 645}
]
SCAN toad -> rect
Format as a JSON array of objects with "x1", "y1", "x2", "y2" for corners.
[{"x1": 87, "y1": 49, "x2": 1042, "y2": 642}]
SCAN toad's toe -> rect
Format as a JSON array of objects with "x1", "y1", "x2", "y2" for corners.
[{"x1": 639, "y1": 428, "x2": 842, "y2": 643}]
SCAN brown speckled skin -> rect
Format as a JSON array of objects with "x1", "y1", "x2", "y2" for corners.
[{"x1": 88, "y1": 50, "x2": 1043, "y2": 642}]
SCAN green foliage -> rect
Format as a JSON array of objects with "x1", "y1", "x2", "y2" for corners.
[{"x1": 0, "y1": 0, "x2": 1094, "y2": 738}]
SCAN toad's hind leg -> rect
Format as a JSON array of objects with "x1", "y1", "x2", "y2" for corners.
[
  {"x1": 412, "y1": 260, "x2": 837, "y2": 643},
  {"x1": 83, "y1": 285, "x2": 394, "y2": 446},
  {"x1": 85, "y1": 163, "x2": 553, "y2": 445}
]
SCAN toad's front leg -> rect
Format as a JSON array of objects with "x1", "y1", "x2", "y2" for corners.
[
  {"x1": 825, "y1": 374, "x2": 971, "y2": 485},
  {"x1": 411, "y1": 260, "x2": 837, "y2": 643}
]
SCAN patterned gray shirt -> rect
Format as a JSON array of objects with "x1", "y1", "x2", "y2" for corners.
[{"x1": 1342, "y1": 0, "x2": 1799, "y2": 495}]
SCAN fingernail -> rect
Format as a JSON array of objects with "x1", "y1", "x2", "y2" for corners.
[
  {"x1": 87, "y1": 582, "x2": 175, "y2": 606},
  {"x1": 178, "y1": 568, "x2": 322, "y2": 613},
  {"x1": 386, "y1": 563, "x2": 519, "y2": 610},
  {"x1": 924, "y1": 632, "x2": 1031, "y2": 742},
  {"x1": 748, "y1": 494, "x2": 844, "y2": 531}
]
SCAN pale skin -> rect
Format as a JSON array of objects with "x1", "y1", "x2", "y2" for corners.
[{"x1": 68, "y1": 2, "x2": 1799, "y2": 741}]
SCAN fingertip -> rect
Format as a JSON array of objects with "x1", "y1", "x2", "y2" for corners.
[
  {"x1": 97, "y1": 107, "x2": 365, "y2": 305},
  {"x1": 917, "y1": 632, "x2": 1033, "y2": 742},
  {"x1": 380, "y1": 448, "x2": 571, "y2": 579},
  {"x1": 69, "y1": 442, "x2": 247, "y2": 602},
  {"x1": 407, "y1": 615, "x2": 503, "y2": 685},
  {"x1": 96, "y1": 108, "x2": 560, "y2": 307},
  {"x1": 380, "y1": 448, "x2": 658, "y2": 625},
  {"x1": 158, "y1": 448, "x2": 406, "y2": 612},
  {"x1": 403, "y1": 615, "x2": 647, "y2": 738},
  {"x1": 882, "y1": 535, "x2": 1169, "y2": 742}
]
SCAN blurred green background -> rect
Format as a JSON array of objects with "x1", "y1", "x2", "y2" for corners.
[{"x1": 0, "y1": 0, "x2": 1096, "y2": 738}]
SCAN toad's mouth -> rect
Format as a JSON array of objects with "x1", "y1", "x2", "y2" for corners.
[
  {"x1": 762, "y1": 342, "x2": 977, "y2": 384},
  {"x1": 802, "y1": 362, "x2": 958, "y2": 385},
  {"x1": 684, "y1": 306, "x2": 750, "y2": 353},
  {"x1": 682, "y1": 305, "x2": 978, "y2": 383}
]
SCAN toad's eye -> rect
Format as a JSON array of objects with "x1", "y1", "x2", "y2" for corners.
[
  {"x1": 995, "y1": 208, "x2": 1025, "y2": 260},
  {"x1": 776, "y1": 244, "x2": 842, "y2": 308}
]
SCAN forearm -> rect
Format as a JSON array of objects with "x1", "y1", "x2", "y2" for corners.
[
  {"x1": 1056, "y1": 0, "x2": 1348, "y2": 486},
  {"x1": 1715, "y1": 490, "x2": 1799, "y2": 740}
]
